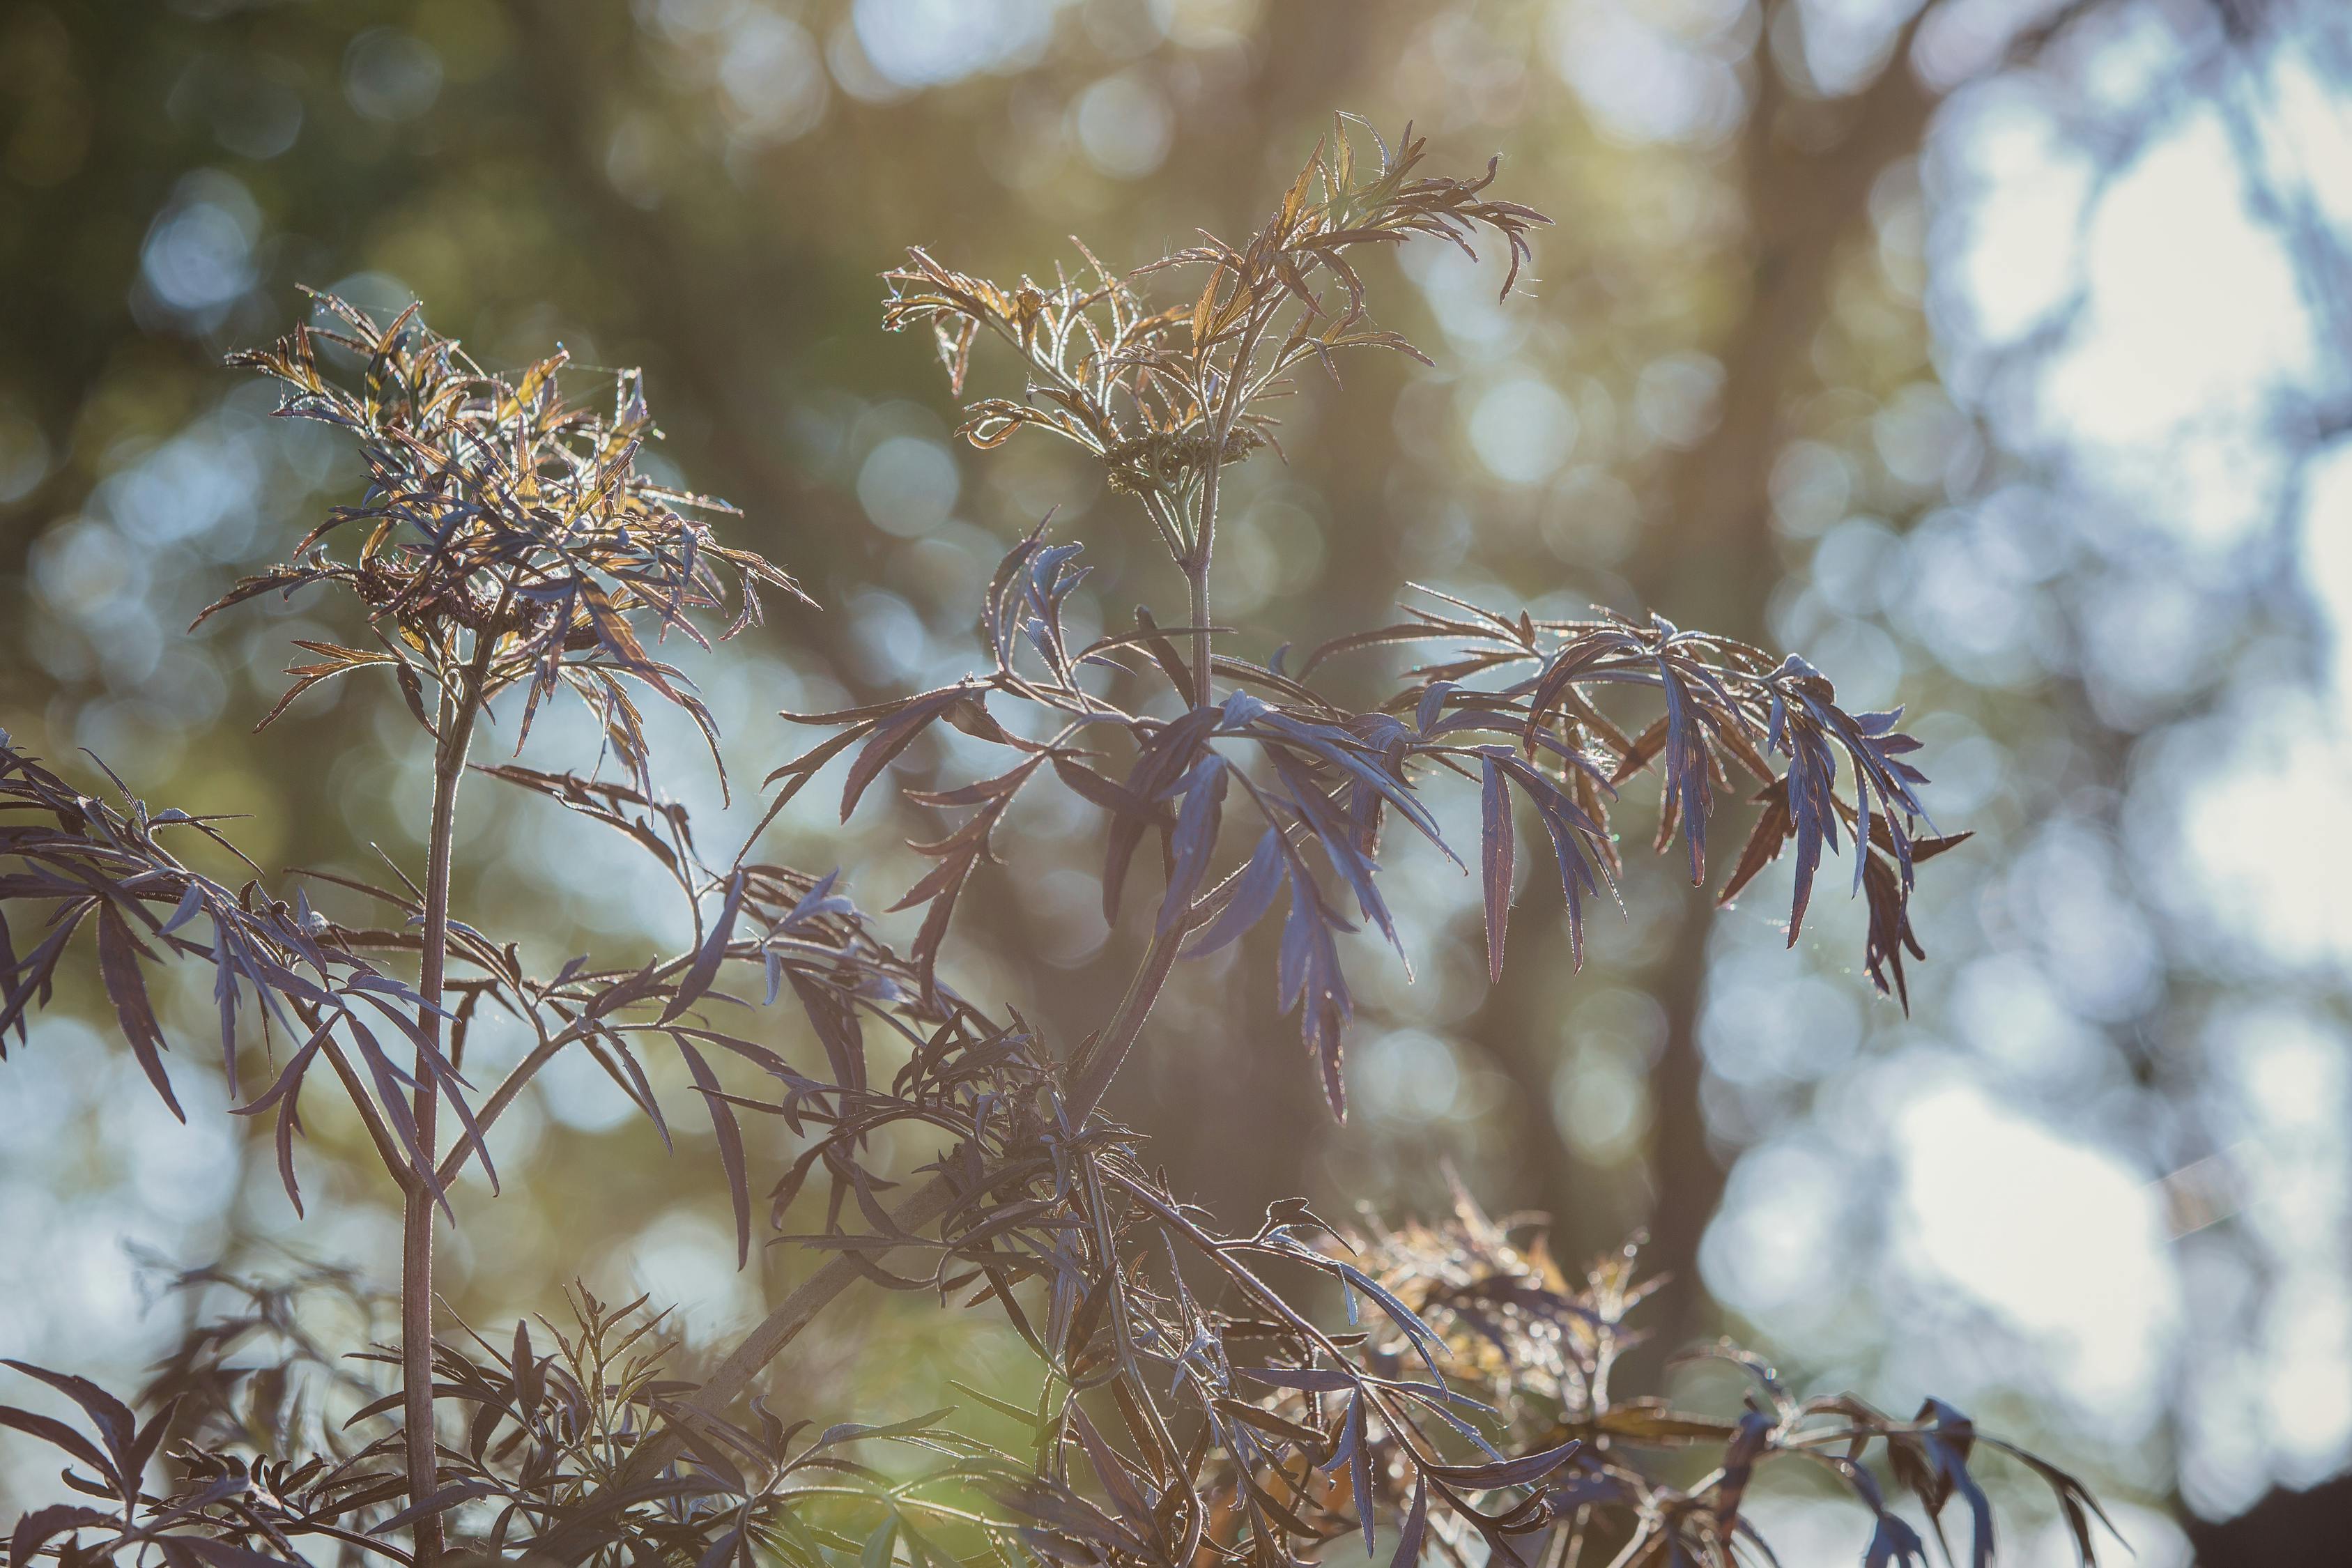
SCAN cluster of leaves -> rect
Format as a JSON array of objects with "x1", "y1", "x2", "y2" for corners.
[
  {"x1": 883, "y1": 115, "x2": 1544, "y2": 702},
  {"x1": 3, "y1": 121, "x2": 2104, "y2": 1568},
  {"x1": 0, "y1": 737, "x2": 459, "y2": 1193},
  {"x1": 1332, "y1": 1189, "x2": 2114, "y2": 1568},
  {"x1": 0, "y1": 714, "x2": 1009, "y2": 1268},
  {"x1": 778, "y1": 535, "x2": 1960, "y2": 1119},
  {"x1": 884, "y1": 117, "x2": 1544, "y2": 499},
  {"x1": 0, "y1": 1201, "x2": 2112, "y2": 1568},
  {"x1": 2, "y1": 1270, "x2": 1024, "y2": 1568},
  {"x1": 0, "y1": 691, "x2": 2068, "y2": 1568},
  {"x1": 1307, "y1": 594, "x2": 1969, "y2": 1009},
  {"x1": 207, "y1": 291, "x2": 803, "y2": 790}
]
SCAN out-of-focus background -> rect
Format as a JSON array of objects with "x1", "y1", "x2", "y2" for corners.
[{"x1": 3, "y1": 0, "x2": 2349, "y2": 1559}]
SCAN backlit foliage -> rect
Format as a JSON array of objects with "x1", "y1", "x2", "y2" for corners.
[{"x1": 3, "y1": 123, "x2": 2103, "y2": 1568}]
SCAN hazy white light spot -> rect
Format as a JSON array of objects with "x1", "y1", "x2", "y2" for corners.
[
  {"x1": 344, "y1": 29, "x2": 443, "y2": 123},
  {"x1": 1792, "y1": 0, "x2": 1906, "y2": 96},
  {"x1": 536, "y1": 1045, "x2": 639, "y2": 1132},
  {"x1": 1948, "y1": 953, "x2": 2105, "y2": 1091},
  {"x1": 1357, "y1": 1029, "x2": 1463, "y2": 1123},
  {"x1": 2007, "y1": 824, "x2": 2162, "y2": 1022},
  {"x1": 1633, "y1": 352, "x2": 1723, "y2": 449},
  {"x1": 852, "y1": 0, "x2": 1056, "y2": 89},
  {"x1": 1769, "y1": 440, "x2": 1852, "y2": 538},
  {"x1": 140, "y1": 170, "x2": 261, "y2": 317},
  {"x1": 2063, "y1": 113, "x2": 2315, "y2": 426},
  {"x1": 1896, "y1": 1084, "x2": 2176, "y2": 1411},
  {"x1": 638, "y1": 0, "x2": 741, "y2": 39},
  {"x1": 845, "y1": 587, "x2": 933, "y2": 686},
  {"x1": 1700, "y1": 950, "x2": 1863, "y2": 1085},
  {"x1": 2237, "y1": 1016, "x2": 2346, "y2": 1137},
  {"x1": 1872, "y1": 382, "x2": 1971, "y2": 490},
  {"x1": 2174, "y1": 697, "x2": 2352, "y2": 975},
  {"x1": 720, "y1": 12, "x2": 828, "y2": 141},
  {"x1": 858, "y1": 436, "x2": 959, "y2": 537},
  {"x1": 2213, "y1": 1008, "x2": 2350, "y2": 1265},
  {"x1": 2303, "y1": 439, "x2": 2352, "y2": 718},
  {"x1": 1820, "y1": 616, "x2": 1907, "y2": 709},
  {"x1": 1147, "y1": 0, "x2": 1261, "y2": 51},
  {"x1": 1808, "y1": 516, "x2": 1898, "y2": 615},
  {"x1": 624, "y1": 1206, "x2": 755, "y2": 1342},
  {"x1": 1942, "y1": 87, "x2": 2094, "y2": 344},
  {"x1": 2261, "y1": 1277, "x2": 2352, "y2": 1479},
  {"x1": 2035, "y1": 109, "x2": 2314, "y2": 547},
  {"x1": 1403, "y1": 238, "x2": 1528, "y2": 353},
  {"x1": 1553, "y1": 1045, "x2": 1650, "y2": 1163},
  {"x1": 31, "y1": 520, "x2": 148, "y2": 621},
  {"x1": 98, "y1": 415, "x2": 264, "y2": 549},
  {"x1": 1469, "y1": 377, "x2": 1577, "y2": 485},
  {"x1": 1702, "y1": 1139, "x2": 1850, "y2": 1319},
  {"x1": 1075, "y1": 70, "x2": 1173, "y2": 179},
  {"x1": 2270, "y1": 48, "x2": 2352, "y2": 233},
  {"x1": 1544, "y1": 1, "x2": 1743, "y2": 147},
  {"x1": 209, "y1": 72, "x2": 303, "y2": 160}
]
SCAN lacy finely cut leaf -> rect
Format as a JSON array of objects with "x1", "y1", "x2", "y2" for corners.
[{"x1": 212, "y1": 293, "x2": 806, "y2": 798}]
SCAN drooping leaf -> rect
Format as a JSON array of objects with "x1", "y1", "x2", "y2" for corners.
[
  {"x1": 663, "y1": 870, "x2": 746, "y2": 1023},
  {"x1": 95, "y1": 904, "x2": 183, "y2": 1121},
  {"x1": 1479, "y1": 751, "x2": 1514, "y2": 984},
  {"x1": 675, "y1": 1035, "x2": 751, "y2": 1267}
]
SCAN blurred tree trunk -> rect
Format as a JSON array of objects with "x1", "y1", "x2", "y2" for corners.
[
  {"x1": 1501, "y1": 1, "x2": 1942, "y2": 1365},
  {"x1": 1087, "y1": 0, "x2": 1379, "y2": 1215}
]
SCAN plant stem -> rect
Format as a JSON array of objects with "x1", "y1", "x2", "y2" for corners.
[
  {"x1": 585, "y1": 910, "x2": 1197, "y2": 1532},
  {"x1": 1187, "y1": 436, "x2": 1222, "y2": 709},
  {"x1": 1066, "y1": 914, "x2": 1189, "y2": 1116},
  {"x1": 1185, "y1": 560, "x2": 1213, "y2": 709},
  {"x1": 581, "y1": 462, "x2": 1227, "y2": 1525},
  {"x1": 402, "y1": 684, "x2": 477, "y2": 1568}
]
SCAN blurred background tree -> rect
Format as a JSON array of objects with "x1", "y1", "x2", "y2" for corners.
[{"x1": 3, "y1": 0, "x2": 2349, "y2": 1560}]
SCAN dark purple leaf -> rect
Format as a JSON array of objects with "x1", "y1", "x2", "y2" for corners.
[
  {"x1": 1420, "y1": 1436, "x2": 1581, "y2": 1489},
  {"x1": 95, "y1": 903, "x2": 182, "y2": 1122},
  {"x1": 9, "y1": 1505, "x2": 114, "y2": 1568},
  {"x1": 676, "y1": 1036, "x2": 751, "y2": 1267},
  {"x1": 663, "y1": 870, "x2": 746, "y2": 1023},
  {"x1": 1183, "y1": 827, "x2": 1286, "y2": 958},
  {"x1": 1389, "y1": 1478, "x2": 1428, "y2": 1568},
  {"x1": 1068, "y1": 1406, "x2": 1156, "y2": 1542},
  {"x1": 376, "y1": 1478, "x2": 505, "y2": 1535},
  {"x1": 0, "y1": 1406, "x2": 116, "y2": 1491},
  {"x1": 840, "y1": 688, "x2": 970, "y2": 822},
  {"x1": 1158, "y1": 758, "x2": 1228, "y2": 935},
  {"x1": 1346, "y1": 1394, "x2": 1374, "y2": 1555}
]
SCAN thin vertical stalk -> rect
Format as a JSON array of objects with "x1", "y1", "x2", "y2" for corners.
[
  {"x1": 401, "y1": 679, "x2": 479, "y2": 1568},
  {"x1": 1066, "y1": 910, "x2": 1190, "y2": 1117},
  {"x1": 1186, "y1": 418, "x2": 1227, "y2": 710},
  {"x1": 1185, "y1": 561, "x2": 1213, "y2": 709}
]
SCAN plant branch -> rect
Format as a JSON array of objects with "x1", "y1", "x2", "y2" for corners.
[
  {"x1": 400, "y1": 665, "x2": 485, "y2": 1567},
  {"x1": 585, "y1": 903, "x2": 1200, "y2": 1524}
]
